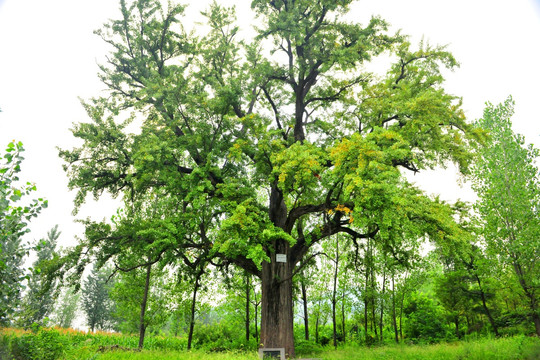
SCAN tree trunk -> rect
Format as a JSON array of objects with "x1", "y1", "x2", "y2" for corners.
[
  {"x1": 379, "y1": 269, "x2": 386, "y2": 343},
  {"x1": 364, "y1": 273, "x2": 369, "y2": 344},
  {"x1": 399, "y1": 272, "x2": 408, "y2": 341},
  {"x1": 138, "y1": 264, "x2": 152, "y2": 349},
  {"x1": 301, "y1": 278, "x2": 309, "y2": 340},
  {"x1": 315, "y1": 313, "x2": 320, "y2": 344},
  {"x1": 391, "y1": 275, "x2": 399, "y2": 343},
  {"x1": 246, "y1": 273, "x2": 251, "y2": 343},
  {"x1": 372, "y1": 300, "x2": 378, "y2": 338},
  {"x1": 187, "y1": 271, "x2": 202, "y2": 350},
  {"x1": 332, "y1": 294, "x2": 337, "y2": 348},
  {"x1": 474, "y1": 273, "x2": 499, "y2": 336},
  {"x1": 533, "y1": 313, "x2": 540, "y2": 336},
  {"x1": 371, "y1": 270, "x2": 378, "y2": 339},
  {"x1": 341, "y1": 291, "x2": 346, "y2": 344},
  {"x1": 255, "y1": 300, "x2": 259, "y2": 345},
  {"x1": 332, "y1": 238, "x2": 339, "y2": 349},
  {"x1": 260, "y1": 254, "x2": 295, "y2": 359},
  {"x1": 513, "y1": 262, "x2": 540, "y2": 336},
  {"x1": 399, "y1": 291, "x2": 404, "y2": 340}
]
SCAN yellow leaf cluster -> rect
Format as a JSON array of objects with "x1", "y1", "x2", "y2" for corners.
[{"x1": 335, "y1": 204, "x2": 351, "y2": 214}]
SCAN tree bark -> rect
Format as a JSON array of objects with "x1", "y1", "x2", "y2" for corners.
[
  {"x1": 138, "y1": 264, "x2": 152, "y2": 349},
  {"x1": 301, "y1": 278, "x2": 309, "y2": 340},
  {"x1": 260, "y1": 251, "x2": 295, "y2": 358}
]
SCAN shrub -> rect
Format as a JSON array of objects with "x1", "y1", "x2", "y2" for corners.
[
  {"x1": 294, "y1": 339, "x2": 323, "y2": 356},
  {"x1": 9, "y1": 327, "x2": 66, "y2": 360},
  {"x1": 403, "y1": 292, "x2": 447, "y2": 343}
]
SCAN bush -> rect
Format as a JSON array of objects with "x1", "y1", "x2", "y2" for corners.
[
  {"x1": 294, "y1": 339, "x2": 323, "y2": 356},
  {"x1": 403, "y1": 292, "x2": 447, "y2": 343},
  {"x1": 193, "y1": 323, "x2": 237, "y2": 351},
  {"x1": 9, "y1": 327, "x2": 66, "y2": 360}
]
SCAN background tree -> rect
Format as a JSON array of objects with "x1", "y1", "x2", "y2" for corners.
[
  {"x1": 17, "y1": 225, "x2": 61, "y2": 327},
  {"x1": 471, "y1": 97, "x2": 540, "y2": 336},
  {"x1": 110, "y1": 265, "x2": 170, "y2": 336},
  {"x1": 59, "y1": 0, "x2": 481, "y2": 355},
  {"x1": 53, "y1": 286, "x2": 80, "y2": 328},
  {"x1": 81, "y1": 264, "x2": 115, "y2": 332},
  {"x1": 0, "y1": 140, "x2": 47, "y2": 325}
]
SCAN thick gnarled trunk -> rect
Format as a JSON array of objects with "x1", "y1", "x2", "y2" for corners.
[{"x1": 260, "y1": 253, "x2": 295, "y2": 359}]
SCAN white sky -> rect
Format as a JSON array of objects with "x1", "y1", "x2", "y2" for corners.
[{"x1": 0, "y1": 0, "x2": 539, "y2": 249}]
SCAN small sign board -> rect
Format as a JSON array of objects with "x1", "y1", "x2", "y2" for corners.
[
  {"x1": 259, "y1": 347, "x2": 285, "y2": 360},
  {"x1": 276, "y1": 254, "x2": 287, "y2": 263}
]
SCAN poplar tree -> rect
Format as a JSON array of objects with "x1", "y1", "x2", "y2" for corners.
[
  {"x1": 472, "y1": 97, "x2": 540, "y2": 336},
  {"x1": 81, "y1": 264, "x2": 115, "y2": 332}
]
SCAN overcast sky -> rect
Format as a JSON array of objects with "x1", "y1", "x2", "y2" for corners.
[{"x1": 1, "y1": 0, "x2": 539, "y2": 249}]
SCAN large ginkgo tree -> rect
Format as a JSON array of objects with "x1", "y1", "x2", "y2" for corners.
[{"x1": 60, "y1": 0, "x2": 480, "y2": 356}]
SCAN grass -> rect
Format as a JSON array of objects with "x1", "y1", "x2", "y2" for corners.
[
  {"x1": 2, "y1": 327, "x2": 540, "y2": 360},
  {"x1": 304, "y1": 336, "x2": 540, "y2": 360}
]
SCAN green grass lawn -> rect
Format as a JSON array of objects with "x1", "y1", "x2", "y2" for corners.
[
  {"x1": 2, "y1": 327, "x2": 540, "y2": 360},
  {"x1": 305, "y1": 336, "x2": 540, "y2": 360},
  {"x1": 70, "y1": 336, "x2": 540, "y2": 360}
]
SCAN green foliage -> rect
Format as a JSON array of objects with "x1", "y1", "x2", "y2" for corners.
[
  {"x1": 403, "y1": 292, "x2": 446, "y2": 343},
  {"x1": 0, "y1": 141, "x2": 47, "y2": 325},
  {"x1": 58, "y1": 0, "x2": 481, "y2": 276},
  {"x1": 110, "y1": 266, "x2": 170, "y2": 334},
  {"x1": 293, "y1": 337, "x2": 323, "y2": 356},
  {"x1": 471, "y1": 97, "x2": 540, "y2": 335},
  {"x1": 52, "y1": 287, "x2": 80, "y2": 329},
  {"x1": 18, "y1": 225, "x2": 61, "y2": 328},
  {"x1": 81, "y1": 264, "x2": 116, "y2": 332},
  {"x1": 6, "y1": 327, "x2": 66, "y2": 360}
]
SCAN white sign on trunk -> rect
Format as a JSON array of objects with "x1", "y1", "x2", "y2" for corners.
[{"x1": 276, "y1": 254, "x2": 287, "y2": 263}]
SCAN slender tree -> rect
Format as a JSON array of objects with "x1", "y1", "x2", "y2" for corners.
[
  {"x1": 110, "y1": 264, "x2": 170, "y2": 340},
  {"x1": 0, "y1": 141, "x2": 47, "y2": 325},
  {"x1": 18, "y1": 225, "x2": 61, "y2": 327},
  {"x1": 81, "y1": 264, "x2": 115, "y2": 332},
  {"x1": 472, "y1": 97, "x2": 540, "y2": 336},
  {"x1": 53, "y1": 286, "x2": 80, "y2": 328}
]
